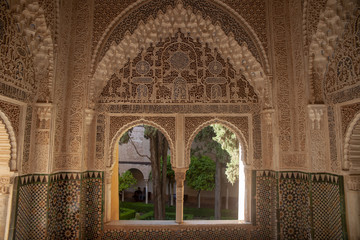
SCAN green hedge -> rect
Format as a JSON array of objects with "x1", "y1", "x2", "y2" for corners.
[
  {"x1": 135, "y1": 211, "x2": 194, "y2": 220},
  {"x1": 120, "y1": 202, "x2": 153, "y2": 213},
  {"x1": 137, "y1": 211, "x2": 154, "y2": 220},
  {"x1": 119, "y1": 208, "x2": 136, "y2": 220}
]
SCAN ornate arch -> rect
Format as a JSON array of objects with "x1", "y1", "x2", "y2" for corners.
[
  {"x1": 108, "y1": 119, "x2": 175, "y2": 169},
  {"x1": 343, "y1": 112, "x2": 360, "y2": 172},
  {"x1": 185, "y1": 118, "x2": 249, "y2": 169},
  {"x1": 308, "y1": 0, "x2": 358, "y2": 103},
  {"x1": 91, "y1": 1, "x2": 270, "y2": 107},
  {"x1": 0, "y1": 111, "x2": 17, "y2": 172},
  {"x1": 10, "y1": 0, "x2": 55, "y2": 102}
]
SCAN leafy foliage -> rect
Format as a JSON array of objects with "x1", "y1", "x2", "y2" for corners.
[
  {"x1": 186, "y1": 155, "x2": 216, "y2": 192},
  {"x1": 118, "y1": 170, "x2": 137, "y2": 192},
  {"x1": 191, "y1": 126, "x2": 229, "y2": 163},
  {"x1": 212, "y1": 124, "x2": 240, "y2": 184}
]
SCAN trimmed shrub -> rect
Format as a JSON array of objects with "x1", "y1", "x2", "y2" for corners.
[{"x1": 119, "y1": 208, "x2": 136, "y2": 220}]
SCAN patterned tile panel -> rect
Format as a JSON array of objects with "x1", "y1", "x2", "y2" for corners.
[
  {"x1": 279, "y1": 172, "x2": 310, "y2": 240},
  {"x1": 81, "y1": 171, "x2": 104, "y2": 240},
  {"x1": 250, "y1": 171, "x2": 277, "y2": 239},
  {"x1": 102, "y1": 226, "x2": 251, "y2": 240},
  {"x1": 311, "y1": 174, "x2": 345, "y2": 240},
  {"x1": 48, "y1": 173, "x2": 81, "y2": 239},
  {"x1": 15, "y1": 175, "x2": 48, "y2": 240}
]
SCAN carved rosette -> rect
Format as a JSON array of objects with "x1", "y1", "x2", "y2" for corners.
[{"x1": 307, "y1": 105, "x2": 329, "y2": 172}]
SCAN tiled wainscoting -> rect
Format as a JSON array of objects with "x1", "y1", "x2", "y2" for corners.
[{"x1": 11, "y1": 171, "x2": 346, "y2": 239}]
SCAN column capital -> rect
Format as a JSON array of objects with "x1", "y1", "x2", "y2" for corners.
[
  {"x1": 307, "y1": 104, "x2": 326, "y2": 130},
  {"x1": 174, "y1": 168, "x2": 187, "y2": 187},
  {"x1": 84, "y1": 108, "x2": 95, "y2": 126}
]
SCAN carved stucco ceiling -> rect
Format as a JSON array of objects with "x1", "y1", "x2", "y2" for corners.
[{"x1": 92, "y1": 1, "x2": 270, "y2": 106}]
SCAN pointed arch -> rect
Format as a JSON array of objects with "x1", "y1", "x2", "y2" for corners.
[
  {"x1": 343, "y1": 111, "x2": 360, "y2": 172},
  {"x1": 185, "y1": 118, "x2": 249, "y2": 169},
  {"x1": 0, "y1": 111, "x2": 17, "y2": 172},
  {"x1": 108, "y1": 119, "x2": 175, "y2": 169},
  {"x1": 91, "y1": 1, "x2": 270, "y2": 107}
]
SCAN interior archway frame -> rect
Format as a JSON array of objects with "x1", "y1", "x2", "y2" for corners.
[
  {"x1": 108, "y1": 118, "x2": 176, "y2": 171},
  {"x1": 185, "y1": 117, "x2": 250, "y2": 169},
  {"x1": 90, "y1": 0, "x2": 272, "y2": 108},
  {"x1": 343, "y1": 111, "x2": 360, "y2": 172},
  {"x1": 0, "y1": 111, "x2": 17, "y2": 172}
]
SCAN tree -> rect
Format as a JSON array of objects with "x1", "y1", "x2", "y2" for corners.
[
  {"x1": 118, "y1": 171, "x2": 137, "y2": 202},
  {"x1": 119, "y1": 125, "x2": 169, "y2": 220},
  {"x1": 212, "y1": 124, "x2": 239, "y2": 185},
  {"x1": 166, "y1": 156, "x2": 175, "y2": 206},
  {"x1": 186, "y1": 155, "x2": 216, "y2": 208},
  {"x1": 191, "y1": 126, "x2": 229, "y2": 218}
]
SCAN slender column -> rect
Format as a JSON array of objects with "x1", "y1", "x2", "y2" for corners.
[
  {"x1": 174, "y1": 168, "x2": 187, "y2": 223},
  {"x1": 145, "y1": 179, "x2": 149, "y2": 204}
]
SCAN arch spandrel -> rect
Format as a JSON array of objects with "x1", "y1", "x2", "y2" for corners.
[
  {"x1": 185, "y1": 117, "x2": 250, "y2": 169},
  {"x1": 91, "y1": 1, "x2": 271, "y2": 108},
  {"x1": 108, "y1": 117, "x2": 176, "y2": 169},
  {"x1": 98, "y1": 32, "x2": 259, "y2": 106}
]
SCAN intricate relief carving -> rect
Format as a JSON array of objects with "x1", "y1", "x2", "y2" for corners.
[
  {"x1": 340, "y1": 102, "x2": 360, "y2": 135},
  {"x1": 106, "y1": 103, "x2": 256, "y2": 114},
  {"x1": 347, "y1": 175, "x2": 360, "y2": 191},
  {"x1": 92, "y1": 2, "x2": 269, "y2": 106},
  {"x1": 324, "y1": 7, "x2": 360, "y2": 99},
  {"x1": 327, "y1": 106, "x2": 339, "y2": 172},
  {"x1": 309, "y1": 0, "x2": 358, "y2": 103},
  {"x1": 22, "y1": 106, "x2": 33, "y2": 174},
  {"x1": 303, "y1": 0, "x2": 328, "y2": 48},
  {"x1": 272, "y1": 0, "x2": 292, "y2": 153},
  {"x1": 10, "y1": 0, "x2": 55, "y2": 103},
  {"x1": 308, "y1": 105, "x2": 329, "y2": 172},
  {"x1": 0, "y1": 177, "x2": 10, "y2": 194},
  {"x1": 99, "y1": 32, "x2": 259, "y2": 105},
  {"x1": 0, "y1": 1, "x2": 35, "y2": 102},
  {"x1": 0, "y1": 101, "x2": 20, "y2": 137},
  {"x1": 281, "y1": 153, "x2": 307, "y2": 170},
  {"x1": 308, "y1": 105, "x2": 324, "y2": 130},
  {"x1": 343, "y1": 112, "x2": 360, "y2": 172},
  {"x1": 32, "y1": 104, "x2": 52, "y2": 173}
]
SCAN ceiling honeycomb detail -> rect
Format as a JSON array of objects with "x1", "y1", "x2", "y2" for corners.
[{"x1": 92, "y1": 2, "x2": 268, "y2": 106}]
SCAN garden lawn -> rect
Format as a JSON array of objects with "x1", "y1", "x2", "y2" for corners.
[{"x1": 119, "y1": 201, "x2": 237, "y2": 220}]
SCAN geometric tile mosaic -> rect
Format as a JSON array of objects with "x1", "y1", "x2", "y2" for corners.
[
  {"x1": 48, "y1": 173, "x2": 81, "y2": 239},
  {"x1": 251, "y1": 171, "x2": 277, "y2": 239},
  {"x1": 311, "y1": 174, "x2": 345, "y2": 240},
  {"x1": 12, "y1": 171, "x2": 346, "y2": 239},
  {"x1": 102, "y1": 225, "x2": 251, "y2": 240},
  {"x1": 279, "y1": 172, "x2": 310, "y2": 240},
  {"x1": 81, "y1": 171, "x2": 104, "y2": 240},
  {"x1": 15, "y1": 175, "x2": 48, "y2": 240}
]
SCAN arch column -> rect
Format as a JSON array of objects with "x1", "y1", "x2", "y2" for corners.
[
  {"x1": 145, "y1": 178, "x2": 149, "y2": 204},
  {"x1": 174, "y1": 168, "x2": 187, "y2": 224}
]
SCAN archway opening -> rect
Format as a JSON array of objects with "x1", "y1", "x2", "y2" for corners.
[
  {"x1": 115, "y1": 125, "x2": 174, "y2": 220},
  {"x1": 0, "y1": 116, "x2": 14, "y2": 239},
  {"x1": 185, "y1": 124, "x2": 245, "y2": 220}
]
